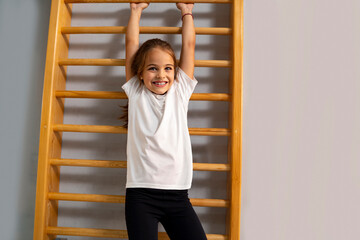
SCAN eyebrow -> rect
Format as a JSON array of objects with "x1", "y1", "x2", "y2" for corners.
[{"x1": 146, "y1": 64, "x2": 174, "y2": 68}]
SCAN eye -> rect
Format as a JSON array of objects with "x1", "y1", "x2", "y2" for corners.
[
  {"x1": 148, "y1": 67, "x2": 157, "y2": 71},
  {"x1": 165, "y1": 66, "x2": 173, "y2": 71}
]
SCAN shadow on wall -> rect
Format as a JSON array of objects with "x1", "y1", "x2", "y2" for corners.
[{"x1": 15, "y1": 0, "x2": 51, "y2": 239}]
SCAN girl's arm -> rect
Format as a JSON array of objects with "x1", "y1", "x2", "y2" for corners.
[
  {"x1": 176, "y1": 3, "x2": 195, "y2": 79},
  {"x1": 125, "y1": 3, "x2": 149, "y2": 81}
]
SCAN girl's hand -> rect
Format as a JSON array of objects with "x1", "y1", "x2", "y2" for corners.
[
  {"x1": 130, "y1": 3, "x2": 149, "y2": 11},
  {"x1": 176, "y1": 3, "x2": 194, "y2": 14}
]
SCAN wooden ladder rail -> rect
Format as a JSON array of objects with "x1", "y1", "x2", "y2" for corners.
[
  {"x1": 33, "y1": 0, "x2": 243, "y2": 239},
  {"x1": 33, "y1": 0, "x2": 71, "y2": 240},
  {"x1": 229, "y1": 0, "x2": 243, "y2": 239}
]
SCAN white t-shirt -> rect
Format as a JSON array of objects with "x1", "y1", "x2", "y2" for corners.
[{"x1": 122, "y1": 68, "x2": 198, "y2": 189}]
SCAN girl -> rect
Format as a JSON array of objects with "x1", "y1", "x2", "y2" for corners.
[{"x1": 122, "y1": 2, "x2": 207, "y2": 240}]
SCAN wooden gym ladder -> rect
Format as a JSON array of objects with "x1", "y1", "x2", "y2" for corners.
[{"x1": 33, "y1": 0, "x2": 243, "y2": 239}]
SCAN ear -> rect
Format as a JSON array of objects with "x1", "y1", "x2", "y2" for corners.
[{"x1": 139, "y1": 73, "x2": 144, "y2": 82}]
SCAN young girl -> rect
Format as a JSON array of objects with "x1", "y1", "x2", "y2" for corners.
[{"x1": 121, "y1": 2, "x2": 207, "y2": 240}]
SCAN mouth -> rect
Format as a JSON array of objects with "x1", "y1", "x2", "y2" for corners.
[{"x1": 152, "y1": 81, "x2": 168, "y2": 87}]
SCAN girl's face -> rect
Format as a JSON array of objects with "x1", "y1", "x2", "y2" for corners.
[{"x1": 140, "y1": 47, "x2": 175, "y2": 95}]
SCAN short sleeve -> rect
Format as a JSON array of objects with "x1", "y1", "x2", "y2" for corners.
[
  {"x1": 175, "y1": 67, "x2": 198, "y2": 102},
  {"x1": 122, "y1": 75, "x2": 141, "y2": 99}
]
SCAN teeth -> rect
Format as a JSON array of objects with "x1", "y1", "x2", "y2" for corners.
[{"x1": 154, "y1": 82, "x2": 166, "y2": 86}]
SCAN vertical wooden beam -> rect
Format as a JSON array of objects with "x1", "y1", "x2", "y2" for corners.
[
  {"x1": 229, "y1": 0, "x2": 243, "y2": 239},
  {"x1": 33, "y1": 0, "x2": 72, "y2": 239}
]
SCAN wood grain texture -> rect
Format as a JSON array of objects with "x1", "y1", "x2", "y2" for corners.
[
  {"x1": 228, "y1": 0, "x2": 243, "y2": 239},
  {"x1": 52, "y1": 124, "x2": 231, "y2": 136},
  {"x1": 47, "y1": 226, "x2": 229, "y2": 239},
  {"x1": 33, "y1": 0, "x2": 71, "y2": 239},
  {"x1": 55, "y1": 90, "x2": 231, "y2": 101},
  {"x1": 51, "y1": 158, "x2": 230, "y2": 171},
  {"x1": 48, "y1": 192, "x2": 229, "y2": 207},
  {"x1": 65, "y1": 0, "x2": 232, "y2": 3},
  {"x1": 58, "y1": 58, "x2": 231, "y2": 67},
  {"x1": 62, "y1": 26, "x2": 232, "y2": 35}
]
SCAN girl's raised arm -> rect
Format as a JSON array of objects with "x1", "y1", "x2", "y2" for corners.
[
  {"x1": 126, "y1": 3, "x2": 149, "y2": 81},
  {"x1": 176, "y1": 3, "x2": 195, "y2": 79}
]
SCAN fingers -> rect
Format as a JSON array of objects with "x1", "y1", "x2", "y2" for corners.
[
  {"x1": 176, "y1": 3, "x2": 194, "y2": 13},
  {"x1": 130, "y1": 3, "x2": 149, "y2": 11}
]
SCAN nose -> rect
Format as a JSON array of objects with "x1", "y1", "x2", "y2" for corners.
[{"x1": 157, "y1": 69, "x2": 166, "y2": 79}]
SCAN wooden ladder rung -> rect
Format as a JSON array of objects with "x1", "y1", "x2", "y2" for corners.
[
  {"x1": 53, "y1": 124, "x2": 231, "y2": 136},
  {"x1": 55, "y1": 90, "x2": 231, "y2": 101},
  {"x1": 48, "y1": 192, "x2": 229, "y2": 208},
  {"x1": 64, "y1": 0, "x2": 232, "y2": 4},
  {"x1": 58, "y1": 59, "x2": 232, "y2": 68},
  {"x1": 50, "y1": 158, "x2": 231, "y2": 171},
  {"x1": 47, "y1": 226, "x2": 228, "y2": 240},
  {"x1": 62, "y1": 26, "x2": 232, "y2": 35}
]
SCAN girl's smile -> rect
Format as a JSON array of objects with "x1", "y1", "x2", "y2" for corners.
[{"x1": 141, "y1": 47, "x2": 175, "y2": 95}]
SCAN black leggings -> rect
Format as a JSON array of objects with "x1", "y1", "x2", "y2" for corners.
[{"x1": 125, "y1": 188, "x2": 207, "y2": 240}]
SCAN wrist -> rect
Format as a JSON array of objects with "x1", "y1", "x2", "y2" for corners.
[
  {"x1": 131, "y1": 8, "x2": 143, "y2": 15},
  {"x1": 181, "y1": 10, "x2": 192, "y2": 15},
  {"x1": 181, "y1": 12, "x2": 193, "y2": 21},
  {"x1": 130, "y1": 10, "x2": 143, "y2": 20}
]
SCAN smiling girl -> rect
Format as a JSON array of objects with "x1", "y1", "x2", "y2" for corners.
[{"x1": 122, "y1": 2, "x2": 207, "y2": 240}]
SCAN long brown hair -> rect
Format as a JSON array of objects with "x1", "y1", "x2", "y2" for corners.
[{"x1": 120, "y1": 38, "x2": 177, "y2": 128}]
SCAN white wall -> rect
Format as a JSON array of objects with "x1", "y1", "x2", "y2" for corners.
[
  {"x1": 242, "y1": 0, "x2": 360, "y2": 239},
  {"x1": 0, "y1": 0, "x2": 359, "y2": 240}
]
